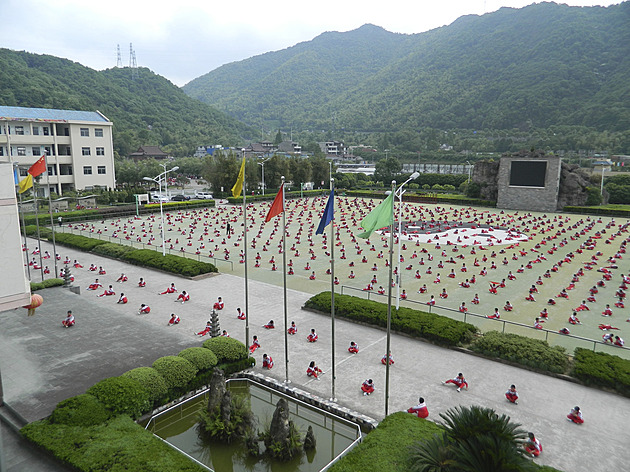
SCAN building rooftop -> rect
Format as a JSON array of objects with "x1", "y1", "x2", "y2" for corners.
[{"x1": 0, "y1": 106, "x2": 109, "y2": 123}]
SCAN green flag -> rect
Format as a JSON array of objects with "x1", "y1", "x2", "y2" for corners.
[{"x1": 357, "y1": 192, "x2": 394, "y2": 239}]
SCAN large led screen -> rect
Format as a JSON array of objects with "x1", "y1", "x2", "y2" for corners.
[{"x1": 509, "y1": 161, "x2": 547, "y2": 187}]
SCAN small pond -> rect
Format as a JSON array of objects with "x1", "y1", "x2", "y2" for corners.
[{"x1": 144, "y1": 379, "x2": 361, "y2": 471}]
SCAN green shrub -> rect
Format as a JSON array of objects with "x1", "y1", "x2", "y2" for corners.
[
  {"x1": 329, "y1": 412, "x2": 442, "y2": 472},
  {"x1": 42, "y1": 278, "x2": 65, "y2": 288},
  {"x1": 305, "y1": 292, "x2": 478, "y2": 346},
  {"x1": 152, "y1": 356, "x2": 198, "y2": 390},
  {"x1": 219, "y1": 356, "x2": 256, "y2": 376},
  {"x1": 92, "y1": 242, "x2": 136, "y2": 258},
  {"x1": 86, "y1": 376, "x2": 150, "y2": 418},
  {"x1": 122, "y1": 367, "x2": 169, "y2": 406},
  {"x1": 121, "y1": 249, "x2": 217, "y2": 276},
  {"x1": 470, "y1": 331, "x2": 569, "y2": 373},
  {"x1": 53, "y1": 233, "x2": 109, "y2": 251},
  {"x1": 202, "y1": 337, "x2": 248, "y2": 363},
  {"x1": 178, "y1": 347, "x2": 218, "y2": 372},
  {"x1": 21, "y1": 415, "x2": 207, "y2": 472},
  {"x1": 50, "y1": 394, "x2": 110, "y2": 427},
  {"x1": 572, "y1": 348, "x2": 630, "y2": 397}
]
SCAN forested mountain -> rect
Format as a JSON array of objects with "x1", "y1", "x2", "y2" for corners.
[
  {"x1": 183, "y1": 2, "x2": 630, "y2": 134},
  {"x1": 0, "y1": 50, "x2": 255, "y2": 157}
]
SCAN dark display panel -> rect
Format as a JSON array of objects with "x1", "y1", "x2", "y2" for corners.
[{"x1": 509, "y1": 161, "x2": 547, "y2": 187}]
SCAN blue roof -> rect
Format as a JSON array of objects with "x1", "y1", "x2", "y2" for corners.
[{"x1": 0, "y1": 106, "x2": 109, "y2": 123}]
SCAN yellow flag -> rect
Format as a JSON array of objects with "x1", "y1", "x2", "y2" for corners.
[
  {"x1": 231, "y1": 157, "x2": 246, "y2": 198},
  {"x1": 18, "y1": 174, "x2": 33, "y2": 194}
]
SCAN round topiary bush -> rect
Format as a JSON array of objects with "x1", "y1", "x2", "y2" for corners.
[
  {"x1": 152, "y1": 356, "x2": 198, "y2": 390},
  {"x1": 86, "y1": 376, "x2": 150, "y2": 418},
  {"x1": 178, "y1": 347, "x2": 218, "y2": 372},
  {"x1": 50, "y1": 394, "x2": 110, "y2": 426},
  {"x1": 122, "y1": 367, "x2": 169, "y2": 405},
  {"x1": 202, "y1": 337, "x2": 248, "y2": 363}
]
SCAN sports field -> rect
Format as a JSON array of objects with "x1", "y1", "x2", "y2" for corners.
[{"x1": 51, "y1": 196, "x2": 629, "y2": 358}]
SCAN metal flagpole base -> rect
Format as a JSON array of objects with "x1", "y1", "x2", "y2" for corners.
[
  {"x1": 329, "y1": 397, "x2": 337, "y2": 402},
  {"x1": 283, "y1": 379, "x2": 292, "y2": 385}
]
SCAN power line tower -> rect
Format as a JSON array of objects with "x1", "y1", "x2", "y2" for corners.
[
  {"x1": 116, "y1": 44, "x2": 123, "y2": 68},
  {"x1": 129, "y1": 43, "x2": 139, "y2": 80}
]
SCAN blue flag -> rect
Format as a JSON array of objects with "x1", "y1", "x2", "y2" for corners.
[{"x1": 316, "y1": 190, "x2": 334, "y2": 235}]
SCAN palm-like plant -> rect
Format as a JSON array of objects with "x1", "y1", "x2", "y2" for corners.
[{"x1": 409, "y1": 406, "x2": 536, "y2": 472}]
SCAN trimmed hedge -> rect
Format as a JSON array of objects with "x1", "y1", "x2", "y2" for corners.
[
  {"x1": 122, "y1": 249, "x2": 216, "y2": 276},
  {"x1": 572, "y1": 348, "x2": 630, "y2": 397},
  {"x1": 564, "y1": 205, "x2": 630, "y2": 217},
  {"x1": 23, "y1": 225, "x2": 53, "y2": 238},
  {"x1": 26, "y1": 229, "x2": 217, "y2": 277},
  {"x1": 54, "y1": 233, "x2": 109, "y2": 251},
  {"x1": 152, "y1": 356, "x2": 198, "y2": 390},
  {"x1": 178, "y1": 347, "x2": 218, "y2": 372},
  {"x1": 86, "y1": 376, "x2": 150, "y2": 419},
  {"x1": 202, "y1": 336, "x2": 249, "y2": 363},
  {"x1": 92, "y1": 242, "x2": 136, "y2": 258},
  {"x1": 304, "y1": 292, "x2": 478, "y2": 346},
  {"x1": 219, "y1": 356, "x2": 256, "y2": 376},
  {"x1": 328, "y1": 412, "x2": 442, "y2": 472},
  {"x1": 225, "y1": 189, "x2": 324, "y2": 204},
  {"x1": 122, "y1": 367, "x2": 169, "y2": 406},
  {"x1": 470, "y1": 331, "x2": 569, "y2": 374},
  {"x1": 30, "y1": 278, "x2": 64, "y2": 291},
  {"x1": 49, "y1": 394, "x2": 110, "y2": 427},
  {"x1": 21, "y1": 415, "x2": 207, "y2": 472}
]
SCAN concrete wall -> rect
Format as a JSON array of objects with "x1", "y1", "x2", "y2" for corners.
[
  {"x1": 0, "y1": 163, "x2": 32, "y2": 311},
  {"x1": 497, "y1": 156, "x2": 561, "y2": 212}
]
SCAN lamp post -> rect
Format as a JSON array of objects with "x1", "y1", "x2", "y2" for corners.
[
  {"x1": 389, "y1": 172, "x2": 420, "y2": 310},
  {"x1": 466, "y1": 160, "x2": 472, "y2": 183},
  {"x1": 258, "y1": 157, "x2": 270, "y2": 195},
  {"x1": 143, "y1": 165, "x2": 179, "y2": 256}
]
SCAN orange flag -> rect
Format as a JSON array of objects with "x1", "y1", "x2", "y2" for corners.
[
  {"x1": 28, "y1": 155, "x2": 46, "y2": 177},
  {"x1": 265, "y1": 183, "x2": 284, "y2": 222}
]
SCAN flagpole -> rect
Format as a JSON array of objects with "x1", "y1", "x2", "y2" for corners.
[
  {"x1": 281, "y1": 177, "x2": 289, "y2": 383},
  {"x1": 17, "y1": 181, "x2": 31, "y2": 280},
  {"x1": 44, "y1": 154, "x2": 59, "y2": 278},
  {"x1": 385, "y1": 180, "x2": 395, "y2": 416},
  {"x1": 33, "y1": 180, "x2": 44, "y2": 281},
  {"x1": 329, "y1": 178, "x2": 336, "y2": 402},
  {"x1": 242, "y1": 175, "x2": 250, "y2": 354}
]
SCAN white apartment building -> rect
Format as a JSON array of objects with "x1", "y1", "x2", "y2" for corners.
[{"x1": 0, "y1": 106, "x2": 115, "y2": 196}]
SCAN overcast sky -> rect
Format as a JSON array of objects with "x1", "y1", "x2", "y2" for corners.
[{"x1": 2, "y1": 0, "x2": 620, "y2": 87}]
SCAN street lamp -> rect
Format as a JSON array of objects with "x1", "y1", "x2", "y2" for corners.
[
  {"x1": 466, "y1": 161, "x2": 472, "y2": 184},
  {"x1": 387, "y1": 172, "x2": 420, "y2": 310},
  {"x1": 258, "y1": 157, "x2": 271, "y2": 195},
  {"x1": 143, "y1": 165, "x2": 179, "y2": 256}
]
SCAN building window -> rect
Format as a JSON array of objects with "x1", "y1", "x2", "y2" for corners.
[
  {"x1": 59, "y1": 146, "x2": 71, "y2": 156},
  {"x1": 47, "y1": 166, "x2": 57, "y2": 176},
  {"x1": 95, "y1": 128, "x2": 104, "y2": 137},
  {"x1": 32, "y1": 126, "x2": 39, "y2": 136},
  {"x1": 82, "y1": 147, "x2": 91, "y2": 156},
  {"x1": 17, "y1": 147, "x2": 26, "y2": 156},
  {"x1": 80, "y1": 128, "x2": 89, "y2": 137},
  {"x1": 97, "y1": 166, "x2": 106, "y2": 175},
  {"x1": 83, "y1": 166, "x2": 92, "y2": 175},
  {"x1": 15, "y1": 126, "x2": 24, "y2": 135},
  {"x1": 0, "y1": 146, "x2": 3, "y2": 156},
  {"x1": 19, "y1": 168, "x2": 28, "y2": 177},
  {"x1": 32, "y1": 147, "x2": 40, "y2": 156},
  {"x1": 43, "y1": 127, "x2": 50, "y2": 136},
  {"x1": 96, "y1": 147, "x2": 105, "y2": 156}
]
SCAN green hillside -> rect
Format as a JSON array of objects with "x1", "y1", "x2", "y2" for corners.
[
  {"x1": 0, "y1": 50, "x2": 254, "y2": 157},
  {"x1": 183, "y1": 2, "x2": 630, "y2": 135}
]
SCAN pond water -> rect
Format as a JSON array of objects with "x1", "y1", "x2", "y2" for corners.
[{"x1": 145, "y1": 379, "x2": 361, "y2": 472}]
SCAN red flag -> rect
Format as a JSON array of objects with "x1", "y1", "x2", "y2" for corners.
[
  {"x1": 265, "y1": 183, "x2": 284, "y2": 222},
  {"x1": 28, "y1": 155, "x2": 46, "y2": 177}
]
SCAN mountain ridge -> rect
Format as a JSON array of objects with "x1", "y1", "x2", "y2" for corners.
[{"x1": 183, "y1": 2, "x2": 630, "y2": 134}]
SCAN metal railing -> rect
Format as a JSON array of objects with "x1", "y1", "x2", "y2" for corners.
[{"x1": 339, "y1": 285, "x2": 629, "y2": 354}]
